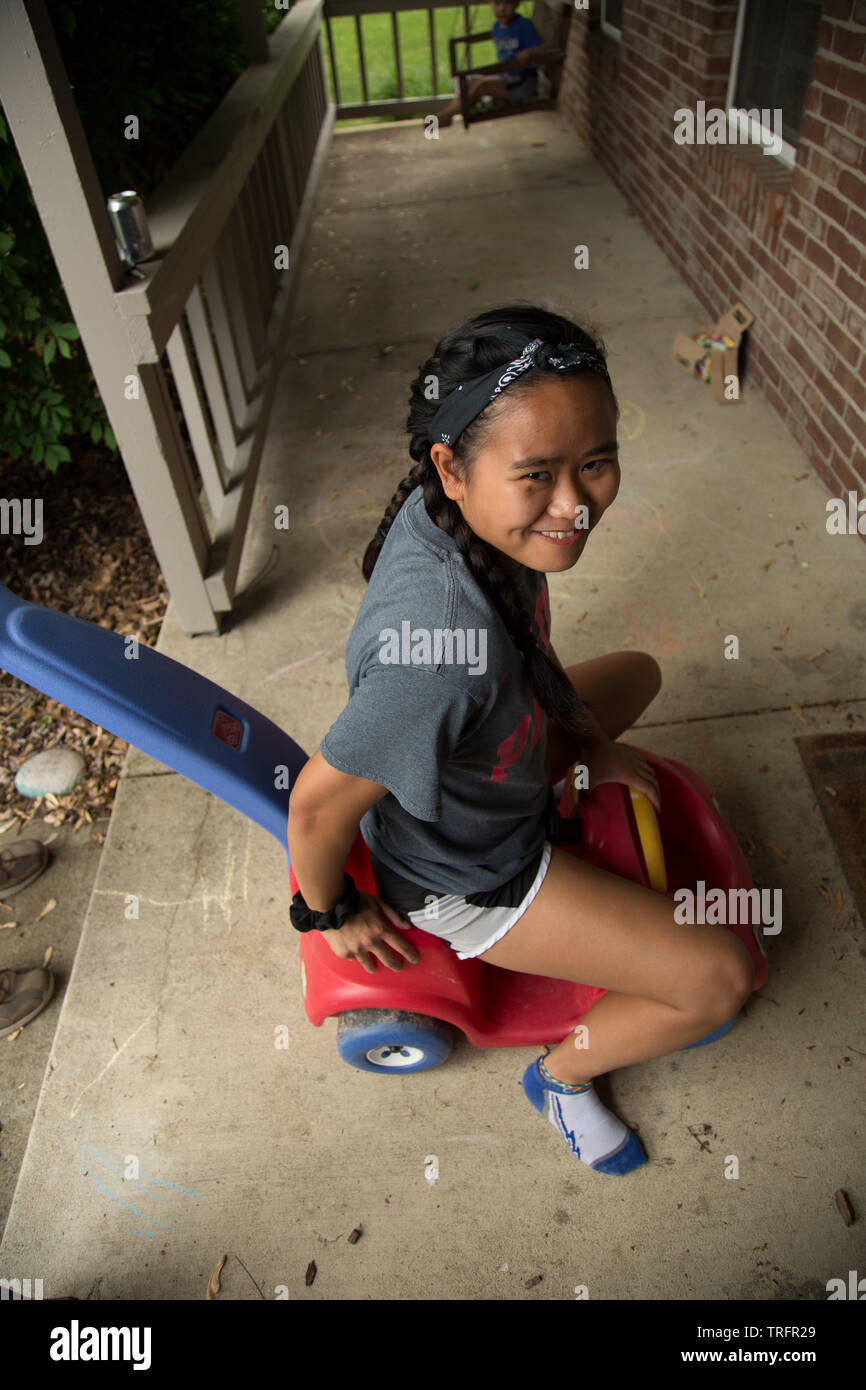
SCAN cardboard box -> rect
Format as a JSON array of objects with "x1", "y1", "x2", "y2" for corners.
[{"x1": 672, "y1": 301, "x2": 755, "y2": 403}]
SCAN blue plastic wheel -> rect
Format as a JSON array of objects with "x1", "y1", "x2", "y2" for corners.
[
  {"x1": 336, "y1": 1010, "x2": 454, "y2": 1074},
  {"x1": 682, "y1": 1014, "x2": 739, "y2": 1049}
]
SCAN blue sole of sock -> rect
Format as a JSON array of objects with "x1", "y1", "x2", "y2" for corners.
[{"x1": 522, "y1": 1058, "x2": 648, "y2": 1175}]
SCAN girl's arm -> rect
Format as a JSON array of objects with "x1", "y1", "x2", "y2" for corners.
[
  {"x1": 287, "y1": 750, "x2": 391, "y2": 911},
  {"x1": 546, "y1": 641, "x2": 611, "y2": 779}
]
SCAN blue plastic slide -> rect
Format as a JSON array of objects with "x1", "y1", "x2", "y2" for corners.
[{"x1": 0, "y1": 581, "x2": 309, "y2": 861}]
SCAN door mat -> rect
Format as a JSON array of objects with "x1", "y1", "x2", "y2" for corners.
[{"x1": 795, "y1": 732, "x2": 866, "y2": 922}]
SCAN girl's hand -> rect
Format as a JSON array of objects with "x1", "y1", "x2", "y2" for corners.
[
  {"x1": 585, "y1": 738, "x2": 661, "y2": 813},
  {"x1": 318, "y1": 891, "x2": 420, "y2": 974}
]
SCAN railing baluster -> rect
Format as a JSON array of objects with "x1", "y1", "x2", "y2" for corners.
[
  {"x1": 284, "y1": 93, "x2": 306, "y2": 230},
  {"x1": 301, "y1": 51, "x2": 315, "y2": 168},
  {"x1": 258, "y1": 151, "x2": 283, "y2": 335},
  {"x1": 237, "y1": 180, "x2": 271, "y2": 377},
  {"x1": 391, "y1": 9, "x2": 403, "y2": 100},
  {"x1": 313, "y1": 30, "x2": 329, "y2": 122},
  {"x1": 184, "y1": 280, "x2": 238, "y2": 484},
  {"x1": 324, "y1": 13, "x2": 341, "y2": 109},
  {"x1": 252, "y1": 156, "x2": 281, "y2": 318},
  {"x1": 165, "y1": 314, "x2": 228, "y2": 514},
  {"x1": 264, "y1": 127, "x2": 293, "y2": 280},
  {"x1": 274, "y1": 103, "x2": 302, "y2": 230},
  {"x1": 211, "y1": 212, "x2": 259, "y2": 420},
  {"x1": 428, "y1": 7, "x2": 437, "y2": 98},
  {"x1": 354, "y1": 12, "x2": 369, "y2": 106}
]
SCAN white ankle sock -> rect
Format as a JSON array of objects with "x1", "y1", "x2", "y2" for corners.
[{"x1": 537, "y1": 1059, "x2": 632, "y2": 1167}]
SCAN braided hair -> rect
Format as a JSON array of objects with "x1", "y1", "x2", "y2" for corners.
[{"x1": 361, "y1": 303, "x2": 620, "y2": 749}]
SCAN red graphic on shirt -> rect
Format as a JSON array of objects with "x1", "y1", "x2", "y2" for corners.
[{"x1": 484, "y1": 579, "x2": 550, "y2": 783}]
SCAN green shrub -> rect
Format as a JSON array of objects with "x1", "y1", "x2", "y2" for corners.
[{"x1": 0, "y1": 0, "x2": 276, "y2": 472}]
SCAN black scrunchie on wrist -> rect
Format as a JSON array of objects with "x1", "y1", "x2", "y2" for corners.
[{"x1": 290, "y1": 873, "x2": 361, "y2": 933}]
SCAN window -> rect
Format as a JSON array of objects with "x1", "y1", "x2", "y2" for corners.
[
  {"x1": 727, "y1": 0, "x2": 821, "y2": 167},
  {"x1": 601, "y1": 0, "x2": 623, "y2": 42}
]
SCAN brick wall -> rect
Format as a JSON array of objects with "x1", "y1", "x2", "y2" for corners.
[{"x1": 543, "y1": 0, "x2": 866, "y2": 524}]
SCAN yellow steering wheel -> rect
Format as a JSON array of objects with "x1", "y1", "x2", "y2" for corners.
[
  {"x1": 564, "y1": 764, "x2": 667, "y2": 893},
  {"x1": 628, "y1": 788, "x2": 667, "y2": 893}
]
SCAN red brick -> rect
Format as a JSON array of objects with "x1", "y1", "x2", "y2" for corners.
[
  {"x1": 820, "y1": 89, "x2": 850, "y2": 126},
  {"x1": 837, "y1": 65, "x2": 866, "y2": 104},
  {"x1": 781, "y1": 220, "x2": 807, "y2": 258},
  {"x1": 827, "y1": 223, "x2": 866, "y2": 276},
  {"x1": 792, "y1": 170, "x2": 823, "y2": 205},
  {"x1": 799, "y1": 143, "x2": 833, "y2": 184},
  {"x1": 846, "y1": 454, "x2": 866, "y2": 492},
  {"x1": 815, "y1": 184, "x2": 850, "y2": 226},
  {"x1": 788, "y1": 335, "x2": 820, "y2": 380},
  {"x1": 758, "y1": 349, "x2": 783, "y2": 391},
  {"x1": 799, "y1": 111, "x2": 829, "y2": 148},
  {"x1": 766, "y1": 260, "x2": 797, "y2": 301},
  {"x1": 843, "y1": 101, "x2": 866, "y2": 142},
  {"x1": 761, "y1": 302, "x2": 789, "y2": 342},
  {"x1": 833, "y1": 355, "x2": 865, "y2": 406},
  {"x1": 843, "y1": 403, "x2": 866, "y2": 452},
  {"x1": 805, "y1": 233, "x2": 839, "y2": 279},
  {"x1": 821, "y1": 0, "x2": 858, "y2": 21},
  {"x1": 824, "y1": 125, "x2": 864, "y2": 168},
  {"x1": 804, "y1": 409, "x2": 833, "y2": 456},
  {"x1": 823, "y1": 313, "x2": 863, "y2": 366},
  {"x1": 795, "y1": 285, "x2": 828, "y2": 334},
  {"x1": 815, "y1": 362, "x2": 852, "y2": 419},
  {"x1": 826, "y1": 448, "x2": 845, "y2": 489},
  {"x1": 835, "y1": 264, "x2": 866, "y2": 324},
  {"x1": 831, "y1": 26, "x2": 866, "y2": 64},
  {"x1": 846, "y1": 299, "x2": 866, "y2": 348},
  {"x1": 811, "y1": 55, "x2": 841, "y2": 91},
  {"x1": 844, "y1": 158, "x2": 866, "y2": 198},
  {"x1": 845, "y1": 202, "x2": 866, "y2": 247},
  {"x1": 811, "y1": 270, "x2": 850, "y2": 326},
  {"x1": 750, "y1": 237, "x2": 774, "y2": 277},
  {"x1": 787, "y1": 252, "x2": 816, "y2": 289},
  {"x1": 796, "y1": 201, "x2": 829, "y2": 241},
  {"x1": 762, "y1": 380, "x2": 786, "y2": 421},
  {"x1": 821, "y1": 403, "x2": 858, "y2": 456},
  {"x1": 832, "y1": 455, "x2": 866, "y2": 498}
]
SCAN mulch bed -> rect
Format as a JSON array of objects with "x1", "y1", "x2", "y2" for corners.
[{"x1": 0, "y1": 438, "x2": 168, "y2": 838}]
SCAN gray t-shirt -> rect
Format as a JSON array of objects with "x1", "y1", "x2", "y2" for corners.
[{"x1": 319, "y1": 484, "x2": 556, "y2": 898}]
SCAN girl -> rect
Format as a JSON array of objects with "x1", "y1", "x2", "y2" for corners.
[{"x1": 287, "y1": 304, "x2": 754, "y2": 1178}]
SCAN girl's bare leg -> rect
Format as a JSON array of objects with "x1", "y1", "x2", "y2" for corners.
[{"x1": 477, "y1": 650, "x2": 755, "y2": 1084}]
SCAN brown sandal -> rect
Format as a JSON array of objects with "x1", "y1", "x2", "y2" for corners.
[
  {"x1": 0, "y1": 966, "x2": 55, "y2": 1037},
  {"x1": 0, "y1": 839, "x2": 50, "y2": 899}
]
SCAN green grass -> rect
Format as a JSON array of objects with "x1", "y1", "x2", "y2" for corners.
[{"x1": 322, "y1": 6, "x2": 500, "y2": 127}]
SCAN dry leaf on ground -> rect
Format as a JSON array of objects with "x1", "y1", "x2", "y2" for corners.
[{"x1": 206, "y1": 1254, "x2": 227, "y2": 1299}]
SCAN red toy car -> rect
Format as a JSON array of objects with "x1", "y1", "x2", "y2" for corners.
[{"x1": 291, "y1": 746, "x2": 769, "y2": 1073}]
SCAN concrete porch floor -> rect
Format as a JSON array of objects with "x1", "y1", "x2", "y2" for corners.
[{"x1": 2, "y1": 111, "x2": 865, "y2": 1301}]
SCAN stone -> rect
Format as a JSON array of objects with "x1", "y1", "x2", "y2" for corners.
[{"x1": 14, "y1": 746, "x2": 86, "y2": 798}]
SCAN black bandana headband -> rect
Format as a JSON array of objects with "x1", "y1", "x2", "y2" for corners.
[{"x1": 428, "y1": 336, "x2": 612, "y2": 448}]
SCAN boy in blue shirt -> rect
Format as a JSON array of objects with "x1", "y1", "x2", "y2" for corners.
[{"x1": 436, "y1": 0, "x2": 554, "y2": 128}]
